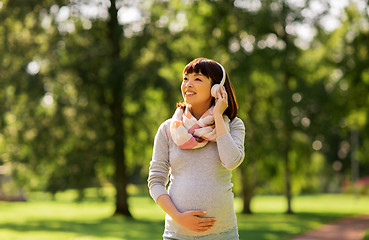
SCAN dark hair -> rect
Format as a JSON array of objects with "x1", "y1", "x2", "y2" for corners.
[{"x1": 178, "y1": 57, "x2": 238, "y2": 120}]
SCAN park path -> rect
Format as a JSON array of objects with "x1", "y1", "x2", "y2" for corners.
[{"x1": 291, "y1": 214, "x2": 369, "y2": 240}]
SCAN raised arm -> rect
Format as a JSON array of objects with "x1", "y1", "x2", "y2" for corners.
[
  {"x1": 216, "y1": 118, "x2": 245, "y2": 170},
  {"x1": 213, "y1": 86, "x2": 245, "y2": 170}
]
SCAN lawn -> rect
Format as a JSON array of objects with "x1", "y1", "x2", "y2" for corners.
[
  {"x1": 364, "y1": 230, "x2": 369, "y2": 240},
  {"x1": 1, "y1": 188, "x2": 369, "y2": 240}
]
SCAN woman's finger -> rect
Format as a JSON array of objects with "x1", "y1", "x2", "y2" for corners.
[
  {"x1": 221, "y1": 86, "x2": 227, "y2": 98},
  {"x1": 198, "y1": 219, "x2": 216, "y2": 224},
  {"x1": 217, "y1": 87, "x2": 224, "y2": 99},
  {"x1": 216, "y1": 87, "x2": 222, "y2": 99},
  {"x1": 198, "y1": 217, "x2": 216, "y2": 223},
  {"x1": 198, "y1": 222, "x2": 215, "y2": 227},
  {"x1": 196, "y1": 225, "x2": 214, "y2": 232}
]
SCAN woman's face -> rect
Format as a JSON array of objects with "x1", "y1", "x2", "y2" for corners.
[{"x1": 181, "y1": 72, "x2": 212, "y2": 107}]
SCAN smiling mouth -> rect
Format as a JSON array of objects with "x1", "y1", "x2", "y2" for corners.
[{"x1": 185, "y1": 91, "x2": 196, "y2": 96}]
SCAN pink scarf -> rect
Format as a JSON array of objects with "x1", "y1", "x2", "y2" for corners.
[{"x1": 170, "y1": 106, "x2": 230, "y2": 149}]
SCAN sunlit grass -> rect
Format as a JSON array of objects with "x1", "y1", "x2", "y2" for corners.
[
  {"x1": 235, "y1": 194, "x2": 369, "y2": 240},
  {"x1": 0, "y1": 190, "x2": 164, "y2": 240},
  {"x1": 1, "y1": 188, "x2": 369, "y2": 240},
  {"x1": 364, "y1": 230, "x2": 369, "y2": 240},
  {"x1": 244, "y1": 194, "x2": 369, "y2": 214}
]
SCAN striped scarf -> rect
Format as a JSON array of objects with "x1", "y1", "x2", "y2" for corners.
[{"x1": 170, "y1": 106, "x2": 230, "y2": 149}]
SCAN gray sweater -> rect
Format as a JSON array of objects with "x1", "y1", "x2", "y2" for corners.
[{"x1": 148, "y1": 117, "x2": 245, "y2": 236}]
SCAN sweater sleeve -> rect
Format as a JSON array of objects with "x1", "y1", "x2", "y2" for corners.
[
  {"x1": 216, "y1": 117, "x2": 245, "y2": 170},
  {"x1": 147, "y1": 120, "x2": 171, "y2": 203}
]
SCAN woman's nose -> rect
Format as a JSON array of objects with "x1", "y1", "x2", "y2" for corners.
[{"x1": 185, "y1": 80, "x2": 193, "y2": 87}]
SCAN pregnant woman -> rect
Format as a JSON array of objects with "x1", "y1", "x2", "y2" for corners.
[{"x1": 148, "y1": 57, "x2": 245, "y2": 240}]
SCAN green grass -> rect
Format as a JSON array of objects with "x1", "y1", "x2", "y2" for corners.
[
  {"x1": 364, "y1": 230, "x2": 369, "y2": 240},
  {"x1": 1, "y1": 189, "x2": 369, "y2": 240}
]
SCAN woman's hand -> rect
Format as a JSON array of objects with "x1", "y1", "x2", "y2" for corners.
[
  {"x1": 174, "y1": 210, "x2": 216, "y2": 232},
  {"x1": 213, "y1": 86, "x2": 228, "y2": 117},
  {"x1": 157, "y1": 195, "x2": 216, "y2": 233},
  {"x1": 213, "y1": 86, "x2": 229, "y2": 137}
]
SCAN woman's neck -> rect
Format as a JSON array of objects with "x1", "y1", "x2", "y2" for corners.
[{"x1": 188, "y1": 103, "x2": 212, "y2": 120}]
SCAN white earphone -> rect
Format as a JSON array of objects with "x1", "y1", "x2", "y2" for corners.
[{"x1": 211, "y1": 62, "x2": 226, "y2": 98}]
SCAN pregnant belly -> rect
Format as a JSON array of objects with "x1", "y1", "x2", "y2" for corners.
[{"x1": 168, "y1": 180, "x2": 235, "y2": 219}]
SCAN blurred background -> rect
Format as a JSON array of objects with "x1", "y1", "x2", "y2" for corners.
[{"x1": 1, "y1": 0, "x2": 369, "y2": 220}]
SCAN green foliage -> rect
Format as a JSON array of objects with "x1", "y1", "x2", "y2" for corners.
[{"x1": 1, "y1": 0, "x2": 369, "y2": 215}]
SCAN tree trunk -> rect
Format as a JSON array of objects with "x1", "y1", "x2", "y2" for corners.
[
  {"x1": 280, "y1": 7, "x2": 294, "y2": 213},
  {"x1": 107, "y1": 0, "x2": 131, "y2": 217},
  {"x1": 240, "y1": 163, "x2": 254, "y2": 214},
  {"x1": 111, "y1": 91, "x2": 131, "y2": 217},
  {"x1": 282, "y1": 73, "x2": 293, "y2": 215},
  {"x1": 283, "y1": 142, "x2": 293, "y2": 214}
]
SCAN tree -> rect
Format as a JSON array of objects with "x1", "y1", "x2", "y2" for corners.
[{"x1": 106, "y1": 0, "x2": 130, "y2": 216}]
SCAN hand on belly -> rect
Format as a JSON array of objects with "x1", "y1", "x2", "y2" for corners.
[{"x1": 173, "y1": 210, "x2": 216, "y2": 232}]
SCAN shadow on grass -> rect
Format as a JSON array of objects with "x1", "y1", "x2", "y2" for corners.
[
  {"x1": 237, "y1": 212, "x2": 352, "y2": 240},
  {"x1": 0, "y1": 216, "x2": 165, "y2": 240},
  {"x1": 0, "y1": 210, "x2": 356, "y2": 240}
]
